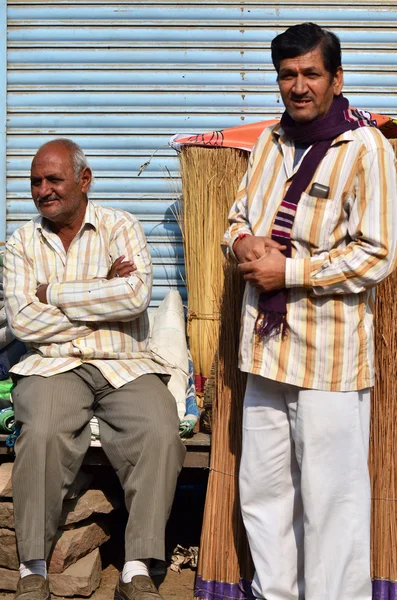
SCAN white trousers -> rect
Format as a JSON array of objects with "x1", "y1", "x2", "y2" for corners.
[{"x1": 240, "y1": 375, "x2": 372, "y2": 600}]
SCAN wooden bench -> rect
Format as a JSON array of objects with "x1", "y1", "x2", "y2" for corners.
[{"x1": 0, "y1": 432, "x2": 211, "y2": 468}]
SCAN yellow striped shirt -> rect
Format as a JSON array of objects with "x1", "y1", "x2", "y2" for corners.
[
  {"x1": 4, "y1": 201, "x2": 170, "y2": 386},
  {"x1": 223, "y1": 124, "x2": 397, "y2": 391}
]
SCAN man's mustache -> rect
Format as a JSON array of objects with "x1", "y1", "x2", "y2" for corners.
[
  {"x1": 37, "y1": 195, "x2": 60, "y2": 203},
  {"x1": 290, "y1": 95, "x2": 312, "y2": 102}
]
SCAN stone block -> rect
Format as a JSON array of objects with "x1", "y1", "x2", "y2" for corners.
[
  {"x1": 49, "y1": 548, "x2": 102, "y2": 597},
  {"x1": 65, "y1": 470, "x2": 93, "y2": 500},
  {"x1": 0, "y1": 463, "x2": 13, "y2": 498},
  {"x1": 60, "y1": 489, "x2": 116, "y2": 528},
  {"x1": 0, "y1": 550, "x2": 102, "y2": 595},
  {"x1": 0, "y1": 566, "x2": 18, "y2": 591},
  {"x1": 0, "y1": 501, "x2": 14, "y2": 529},
  {"x1": 0, "y1": 528, "x2": 18, "y2": 569},
  {"x1": 49, "y1": 521, "x2": 110, "y2": 574}
]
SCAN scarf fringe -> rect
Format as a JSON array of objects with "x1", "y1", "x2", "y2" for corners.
[{"x1": 255, "y1": 312, "x2": 289, "y2": 341}]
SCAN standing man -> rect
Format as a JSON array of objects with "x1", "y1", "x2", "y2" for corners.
[
  {"x1": 4, "y1": 138, "x2": 186, "y2": 600},
  {"x1": 222, "y1": 23, "x2": 397, "y2": 600}
]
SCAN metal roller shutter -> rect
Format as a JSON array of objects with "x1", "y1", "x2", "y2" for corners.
[{"x1": 4, "y1": 1, "x2": 397, "y2": 304}]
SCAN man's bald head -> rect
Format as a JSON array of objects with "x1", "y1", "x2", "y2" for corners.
[
  {"x1": 30, "y1": 139, "x2": 92, "y2": 227},
  {"x1": 33, "y1": 139, "x2": 91, "y2": 184}
]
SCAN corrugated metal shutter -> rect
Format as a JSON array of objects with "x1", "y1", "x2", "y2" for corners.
[{"x1": 5, "y1": 1, "x2": 397, "y2": 304}]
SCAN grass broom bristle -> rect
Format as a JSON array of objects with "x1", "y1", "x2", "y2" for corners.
[
  {"x1": 178, "y1": 146, "x2": 254, "y2": 593},
  {"x1": 180, "y1": 139, "x2": 397, "y2": 594},
  {"x1": 179, "y1": 146, "x2": 247, "y2": 383},
  {"x1": 370, "y1": 138, "x2": 397, "y2": 581}
]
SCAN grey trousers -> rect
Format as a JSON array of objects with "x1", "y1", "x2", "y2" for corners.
[{"x1": 11, "y1": 364, "x2": 186, "y2": 563}]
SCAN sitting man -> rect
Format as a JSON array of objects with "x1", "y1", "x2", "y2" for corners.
[{"x1": 4, "y1": 138, "x2": 186, "y2": 600}]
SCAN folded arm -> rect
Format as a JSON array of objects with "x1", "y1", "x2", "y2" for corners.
[
  {"x1": 46, "y1": 216, "x2": 153, "y2": 322},
  {"x1": 4, "y1": 238, "x2": 94, "y2": 343}
]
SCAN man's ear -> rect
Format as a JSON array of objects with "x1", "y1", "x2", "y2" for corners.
[
  {"x1": 333, "y1": 66, "x2": 344, "y2": 96},
  {"x1": 80, "y1": 167, "x2": 92, "y2": 193}
]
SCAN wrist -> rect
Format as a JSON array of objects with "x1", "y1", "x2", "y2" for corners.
[{"x1": 232, "y1": 233, "x2": 251, "y2": 255}]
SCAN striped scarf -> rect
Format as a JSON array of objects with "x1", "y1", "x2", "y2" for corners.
[{"x1": 255, "y1": 94, "x2": 375, "y2": 340}]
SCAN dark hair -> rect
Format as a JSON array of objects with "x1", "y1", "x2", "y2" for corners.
[{"x1": 271, "y1": 23, "x2": 342, "y2": 78}]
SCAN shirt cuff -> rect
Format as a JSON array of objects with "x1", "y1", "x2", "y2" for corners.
[
  {"x1": 285, "y1": 258, "x2": 312, "y2": 288},
  {"x1": 46, "y1": 282, "x2": 61, "y2": 307}
]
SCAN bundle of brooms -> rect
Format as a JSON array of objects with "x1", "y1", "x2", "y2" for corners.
[
  {"x1": 369, "y1": 138, "x2": 397, "y2": 594},
  {"x1": 178, "y1": 147, "x2": 247, "y2": 391},
  {"x1": 178, "y1": 146, "x2": 254, "y2": 598},
  {"x1": 179, "y1": 139, "x2": 397, "y2": 598}
]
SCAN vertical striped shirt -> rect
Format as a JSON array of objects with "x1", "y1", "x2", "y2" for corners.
[
  {"x1": 222, "y1": 124, "x2": 397, "y2": 391},
  {"x1": 4, "y1": 201, "x2": 170, "y2": 386}
]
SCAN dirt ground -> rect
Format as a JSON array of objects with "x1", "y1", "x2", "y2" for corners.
[
  {"x1": 0, "y1": 466, "x2": 206, "y2": 600},
  {"x1": 0, "y1": 565, "x2": 196, "y2": 600}
]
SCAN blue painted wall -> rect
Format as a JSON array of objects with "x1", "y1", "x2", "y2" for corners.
[{"x1": 4, "y1": 1, "x2": 397, "y2": 303}]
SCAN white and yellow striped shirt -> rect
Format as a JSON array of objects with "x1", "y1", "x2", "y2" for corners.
[
  {"x1": 4, "y1": 201, "x2": 170, "y2": 386},
  {"x1": 223, "y1": 124, "x2": 397, "y2": 391}
]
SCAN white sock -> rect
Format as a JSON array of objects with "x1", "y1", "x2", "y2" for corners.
[
  {"x1": 20, "y1": 559, "x2": 47, "y2": 579},
  {"x1": 121, "y1": 559, "x2": 150, "y2": 583}
]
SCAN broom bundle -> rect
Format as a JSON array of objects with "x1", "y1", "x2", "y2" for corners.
[
  {"x1": 194, "y1": 259, "x2": 254, "y2": 599},
  {"x1": 179, "y1": 147, "x2": 247, "y2": 395},
  {"x1": 369, "y1": 138, "x2": 397, "y2": 588},
  {"x1": 179, "y1": 137, "x2": 397, "y2": 598},
  {"x1": 178, "y1": 146, "x2": 254, "y2": 597}
]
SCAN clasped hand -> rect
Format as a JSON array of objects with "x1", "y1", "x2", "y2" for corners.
[{"x1": 235, "y1": 236, "x2": 287, "y2": 292}]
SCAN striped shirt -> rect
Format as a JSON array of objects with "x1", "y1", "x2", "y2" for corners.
[
  {"x1": 222, "y1": 124, "x2": 397, "y2": 391},
  {"x1": 4, "y1": 201, "x2": 170, "y2": 386}
]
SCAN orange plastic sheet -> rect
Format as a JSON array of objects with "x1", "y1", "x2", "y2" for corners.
[{"x1": 170, "y1": 110, "x2": 397, "y2": 153}]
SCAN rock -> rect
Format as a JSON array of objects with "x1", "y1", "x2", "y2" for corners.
[
  {"x1": 59, "y1": 489, "x2": 116, "y2": 528},
  {"x1": 0, "y1": 528, "x2": 18, "y2": 569},
  {"x1": 0, "y1": 550, "x2": 102, "y2": 595},
  {"x1": 49, "y1": 521, "x2": 110, "y2": 574},
  {"x1": 49, "y1": 548, "x2": 102, "y2": 597},
  {"x1": 0, "y1": 490, "x2": 116, "y2": 530},
  {"x1": 0, "y1": 566, "x2": 18, "y2": 591},
  {"x1": 65, "y1": 470, "x2": 94, "y2": 500},
  {"x1": 0, "y1": 463, "x2": 13, "y2": 498},
  {"x1": 0, "y1": 501, "x2": 14, "y2": 529}
]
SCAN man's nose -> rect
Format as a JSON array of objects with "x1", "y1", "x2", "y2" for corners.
[
  {"x1": 37, "y1": 180, "x2": 51, "y2": 198},
  {"x1": 292, "y1": 74, "x2": 308, "y2": 95}
]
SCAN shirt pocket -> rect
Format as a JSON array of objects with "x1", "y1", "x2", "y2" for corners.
[{"x1": 291, "y1": 191, "x2": 338, "y2": 254}]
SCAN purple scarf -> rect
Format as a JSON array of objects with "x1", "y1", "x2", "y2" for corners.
[{"x1": 255, "y1": 94, "x2": 375, "y2": 340}]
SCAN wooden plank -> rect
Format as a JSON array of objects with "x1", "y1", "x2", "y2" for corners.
[
  {"x1": 84, "y1": 435, "x2": 211, "y2": 468},
  {"x1": 0, "y1": 433, "x2": 211, "y2": 468},
  {"x1": 183, "y1": 432, "x2": 211, "y2": 447},
  {"x1": 183, "y1": 451, "x2": 210, "y2": 469}
]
